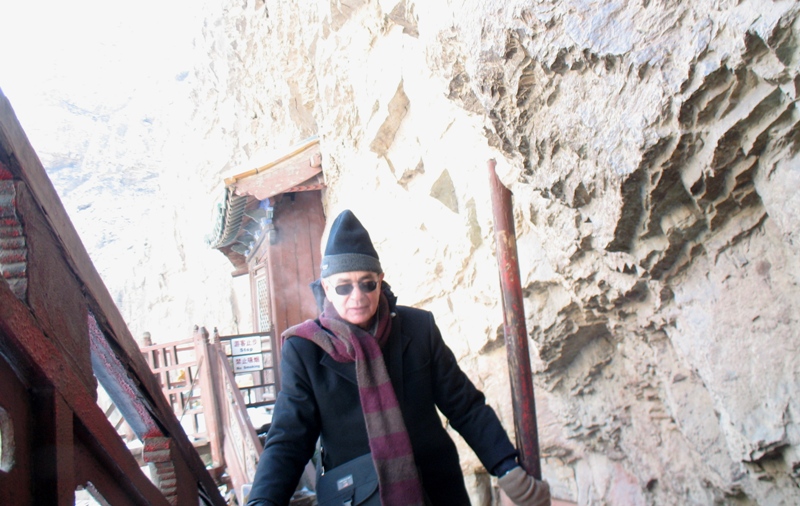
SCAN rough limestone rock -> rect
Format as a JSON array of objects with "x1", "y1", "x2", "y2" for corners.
[
  {"x1": 183, "y1": 1, "x2": 800, "y2": 504},
  {"x1": 16, "y1": 0, "x2": 799, "y2": 504}
]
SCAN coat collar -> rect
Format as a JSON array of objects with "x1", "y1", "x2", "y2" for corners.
[{"x1": 318, "y1": 309, "x2": 412, "y2": 397}]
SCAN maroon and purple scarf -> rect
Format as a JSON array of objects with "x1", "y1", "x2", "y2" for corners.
[{"x1": 283, "y1": 288, "x2": 425, "y2": 506}]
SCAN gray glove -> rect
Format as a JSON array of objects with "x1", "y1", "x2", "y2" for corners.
[{"x1": 497, "y1": 466, "x2": 551, "y2": 506}]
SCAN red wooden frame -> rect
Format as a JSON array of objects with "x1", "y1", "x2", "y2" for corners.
[{"x1": 0, "y1": 90, "x2": 225, "y2": 505}]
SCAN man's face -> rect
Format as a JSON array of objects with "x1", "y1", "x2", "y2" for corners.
[{"x1": 321, "y1": 271, "x2": 384, "y2": 329}]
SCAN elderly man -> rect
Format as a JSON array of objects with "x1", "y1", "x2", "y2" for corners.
[{"x1": 247, "y1": 210, "x2": 550, "y2": 506}]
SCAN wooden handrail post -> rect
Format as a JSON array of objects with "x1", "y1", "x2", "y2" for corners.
[
  {"x1": 194, "y1": 326, "x2": 224, "y2": 469},
  {"x1": 212, "y1": 340, "x2": 263, "y2": 503}
]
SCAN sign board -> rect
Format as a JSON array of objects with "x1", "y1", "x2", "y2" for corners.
[
  {"x1": 231, "y1": 336, "x2": 261, "y2": 356},
  {"x1": 233, "y1": 353, "x2": 264, "y2": 373}
]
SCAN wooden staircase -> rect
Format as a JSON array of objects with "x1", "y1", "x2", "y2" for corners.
[{"x1": 137, "y1": 327, "x2": 276, "y2": 503}]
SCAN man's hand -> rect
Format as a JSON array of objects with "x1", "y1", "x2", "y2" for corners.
[{"x1": 497, "y1": 466, "x2": 551, "y2": 506}]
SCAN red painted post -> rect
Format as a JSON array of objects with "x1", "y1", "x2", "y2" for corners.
[
  {"x1": 31, "y1": 387, "x2": 74, "y2": 506},
  {"x1": 488, "y1": 159, "x2": 542, "y2": 480}
]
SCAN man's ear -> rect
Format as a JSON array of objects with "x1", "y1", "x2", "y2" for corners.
[{"x1": 320, "y1": 278, "x2": 332, "y2": 300}]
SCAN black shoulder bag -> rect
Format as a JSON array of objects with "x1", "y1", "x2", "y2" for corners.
[{"x1": 315, "y1": 451, "x2": 380, "y2": 506}]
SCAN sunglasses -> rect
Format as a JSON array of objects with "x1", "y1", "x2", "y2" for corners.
[{"x1": 333, "y1": 280, "x2": 379, "y2": 296}]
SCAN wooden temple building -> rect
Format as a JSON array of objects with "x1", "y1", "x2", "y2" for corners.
[{"x1": 206, "y1": 137, "x2": 328, "y2": 361}]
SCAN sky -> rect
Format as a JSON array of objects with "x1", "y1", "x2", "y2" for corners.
[
  {"x1": 0, "y1": 0, "x2": 204, "y2": 150},
  {"x1": 0, "y1": 0, "x2": 221, "y2": 320}
]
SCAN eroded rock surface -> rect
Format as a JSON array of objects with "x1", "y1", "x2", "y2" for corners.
[
  {"x1": 181, "y1": 1, "x2": 800, "y2": 504},
  {"x1": 17, "y1": 0, "x2": 799, "y2": 504}
]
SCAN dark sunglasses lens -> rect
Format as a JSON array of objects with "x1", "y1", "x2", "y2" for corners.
[
  {"x1": 360, "y1": 281, "x2": 378, "y2": 293},
  {"x1": 334, "y1": 284, "x2": 354, "y2": 296},
  {"x1": 333, "y1": 280, "x2": 379, "y2": 296}
]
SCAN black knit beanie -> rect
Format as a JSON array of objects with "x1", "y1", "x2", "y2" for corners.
[{"x1": 320, "y1": 210, "x2": 382, "y2": 277}]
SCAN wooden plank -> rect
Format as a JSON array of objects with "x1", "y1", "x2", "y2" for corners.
[
  {"x1": 0, "y1": 92, "x2": 225, "y2": 505},
  {"x1": 17, "y1": 182, "x2": 95, "y2": 394},
  {"x1": 285, "y1": 204, "x2": 304, "y2": 332},
  {"x1": 230, "y1": 154, "x2": 321, "y2": 200},
  {"x1": 139, "y1": 338, "x2": 195, "y2": 351},
  {"x1": 195, "y1": 328, "x2": 224, "y2": 468},
  {"x1": 290, "y1": 207, "x2": 305, "y2": 325},
  {"x1": 295, "y1": 195, "x2": 316, "y2": 321},
  {"x1": 268, "y1": 198, "x2": 296, "y2": 339},
  {"x1": 298, "y1": 191, "x2": 325, "y2": 318},
  {"x1": 226, "y1": 139, "x2": 322, "y2": 200},
  {"x1": 212, "y1": 345, "x2": 262, "y2": 497},
  {"x1": 263, "y1": 191, "x2": 325, "y2": 365},
  {"x1": 73, "y1": 439, "x2": 140, "y2": 506},
  {"x1": 275, "y1": 230, "x2": 294, "y2": 337},
  {"x1": 308, "y1": 191, "x2": 325, "y2": 282},
  {"x1": 216, "y1": 330, "x2": 273, "y2": 340}
]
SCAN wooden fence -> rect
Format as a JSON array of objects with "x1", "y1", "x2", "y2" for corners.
[{"x1": 140, "y1": 327, "x2": 274, "y2": 502}]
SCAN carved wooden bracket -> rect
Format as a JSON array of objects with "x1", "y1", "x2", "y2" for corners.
[{"x1": 0, "y1": 171, "x2": 28, "y2": 301}]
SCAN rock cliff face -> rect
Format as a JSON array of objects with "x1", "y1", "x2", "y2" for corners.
[
  {"x1": 13, "y1": 0, "x2": 799, "y2": 504},
  {"x1": 182, "y1": 1, "x2": 799, "y2": 504}
]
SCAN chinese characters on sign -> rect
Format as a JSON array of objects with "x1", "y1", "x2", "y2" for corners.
[
  {"x1": 231, "y1": 336, "x2": 261, "y2": 356},
  {"x1": 230, "y1": 336, "x2": 264, "y2": 373},
  {"x1": 233, "y1": 354, "x2": 264, "y2": 373}
]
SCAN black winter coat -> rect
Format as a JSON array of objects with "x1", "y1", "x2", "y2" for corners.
[{"x1": 247, "y1": 305, "x2": 517, "y2": 505}]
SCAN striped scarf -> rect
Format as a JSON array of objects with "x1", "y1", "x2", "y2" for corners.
[{"x1": 284, "y1": 286, "x2": 425, "y2": 506}]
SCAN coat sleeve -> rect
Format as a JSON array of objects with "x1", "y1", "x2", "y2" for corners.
[
  {"x1": 425, "y1": 312, "x2": 518, "y2": 474},
  {"x1": 246, "y1": 338, "x2": 321, "y2": 506}
]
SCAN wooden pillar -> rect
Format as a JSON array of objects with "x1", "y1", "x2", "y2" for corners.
[
  {"x1": 32, "y1": 387, "x2": 75, "y2": 506},
  {"x1": 195, "y1": 326, "x2": 224, "y2": 469}
]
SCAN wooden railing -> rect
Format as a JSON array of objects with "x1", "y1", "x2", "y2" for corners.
[
  {"x1": 140, "y1": 327, "x2": 273, "y2": 503},
  {"x1": 0, "y1": 89, "x2": 226, "y2": 505},
  {"x1": 206, "y1": 329, "x2": 265, "y2": 500},
  {"x1": 141, "y1": 337, "x2": 207, "y2": 441}
]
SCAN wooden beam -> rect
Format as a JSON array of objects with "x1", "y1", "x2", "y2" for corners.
[
  {"x1": 0, "y1": 91, "x2": 225, "y2": 505},
  {"x1": 0, "y1": 280, "x2": 170, "y2": 506},
  {"x1": 224, "y1": 136, "x2": 321, "y2": 186},
  {"x1": 228, "y1": 142, "x2": 323, "y2": 200}
]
